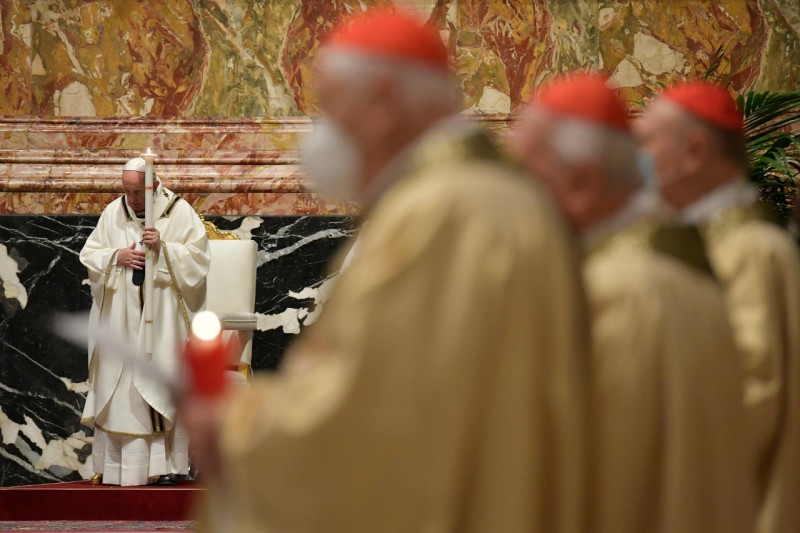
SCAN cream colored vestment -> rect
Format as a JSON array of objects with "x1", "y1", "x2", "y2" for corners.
[
  {"x1": 688, "y1": 181, "x2": 800, "y2": 533},
  {"x1": 199, "y1": 128, "x2": 591, "y2": 533},
  {"x1": 584, "y1": 211, "x2": 753, "y2": 533},
  {"x1": 80, "y1": 186, "x2": 209, "y2": 485}
]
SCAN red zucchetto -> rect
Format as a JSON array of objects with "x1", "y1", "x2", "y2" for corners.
[
  {"x1": 534, "y1": 72, "x2": 630, "y2": 132},
  {"x1": 325, "y1": 8, "x2": 449, "y2": 73},
  {"x1": 661, "y1": 81, "x2": 744, "y2": 132}
]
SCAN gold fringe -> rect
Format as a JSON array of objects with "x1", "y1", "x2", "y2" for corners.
[
  {"x1": 103, "y1": 250, "x2": 119, "y2": 290},
  {"x1": 93, "y1": 420, "x2": 173, "y2": 439},
  {"x1": 162, "y1": 244, "x2": 191, "y2": 334},
  {"x1": 99, "y1": 249, "x2": 120, "y2": 316}
]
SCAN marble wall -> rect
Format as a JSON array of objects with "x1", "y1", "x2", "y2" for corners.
[
  {"x1": 0, "y1": 1, "x2": 797, "y2": 119},
  {"x1": 1, "y1": 0, "x2": 797, "y2": 216},
  {"x1": 0, "y1": 214, "x2": 353, "y2": 487}
]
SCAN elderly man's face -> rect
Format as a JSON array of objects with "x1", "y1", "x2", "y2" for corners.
[
  {"x1": 122, "y1": 170, "x2": 146, "y2": 211},
  {"x1": 634, "y1": 101, "x2": 694, "y2": 202},
  {"x1": 314, "y1": 63, "x2": 383, "y2": 151},
  {"x1": 510, "y1": 110, "x2": 581, "y2": 223},
  {"x1": 510, "y1": 109, "x2": 614, "y2": 233},
  {"x1": 510, "y1": 110, "x2": 558, "y2": 181}
]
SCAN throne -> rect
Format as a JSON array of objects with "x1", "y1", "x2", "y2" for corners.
[{"x1": 201, "y1": 217, "x2": 258, "y2": 383}]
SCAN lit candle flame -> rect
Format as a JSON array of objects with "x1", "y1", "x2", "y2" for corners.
[{"x1": 192, "y1": 311, "x2": 222, "y2": 341}]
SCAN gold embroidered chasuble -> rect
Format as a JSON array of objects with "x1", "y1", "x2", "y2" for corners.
[
  {"x1": 702, "y1": 204, "x2": 800, "y2": 533},
  {"x1": 197, "y1": 128, "x2": 591, "y2": 532},
  {"x1": 584, "y1": 218, "x2": 754, "y2": 533}
]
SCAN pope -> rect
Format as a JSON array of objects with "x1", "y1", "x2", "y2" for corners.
[
  {"x1": 637, "y1": 81, "x2": 800, "y2": 533},
  {"x1": 80, "y1": 157, "x2": 210, "y2": 486},
  {"x1": 509, "y1": 73, "x2": 753, "y2": 533},
  {"x1": 184, "y1": 8, "x2": 590, "y2": 533}
]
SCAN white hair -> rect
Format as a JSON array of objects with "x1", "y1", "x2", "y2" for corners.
[
  {"x1": 547, "y1": 112, "x2": 642, "y2": 191},
  {"x1": 321, "y1": 49, "x2": 461, "y2": 116}
]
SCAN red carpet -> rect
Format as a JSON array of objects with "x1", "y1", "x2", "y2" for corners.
[
  {"x1": 0, "y1": 521, "x2": 192, "y2": 531},
  {"x1": 0, "y1": 481, "x2": 202, "y2": 521}
]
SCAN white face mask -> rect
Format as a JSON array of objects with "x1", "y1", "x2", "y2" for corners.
[
  {"x1": 636, "y1": 151, "x2": 657, "y2": 189},
  {"x1": 299, "y1": 118, "x2": 362, "y2": 202}
]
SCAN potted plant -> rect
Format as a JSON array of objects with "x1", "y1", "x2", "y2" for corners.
[{"x1": 705, "y1": 45, "x2": 800, "y2": 225}]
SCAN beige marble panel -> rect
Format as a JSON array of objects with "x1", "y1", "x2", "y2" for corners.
[
  {"x1": 600, "y1": 0, "x2": 769, "y2": 107},
  {"x1": 30, "y1": 0, "x2": 207, "y2": 117},
  {"x1": 0, "y1": 0, "x2": 32, "y2": 115},
  {"x1": 755, "y1": 0, "x2": 800, "y2": 91}
]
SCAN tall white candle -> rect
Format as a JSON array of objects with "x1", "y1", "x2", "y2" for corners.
[{"x1": 142, "y1": 147, "x2": 156, "y2": 357}]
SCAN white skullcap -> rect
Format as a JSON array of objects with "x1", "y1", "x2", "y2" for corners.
[{"x1": 123, "y1": 157, "x2": 146, "y2": 173}]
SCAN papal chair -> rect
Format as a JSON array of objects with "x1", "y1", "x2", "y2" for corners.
[{"x1": 201, "y1": 217, "x2": 258, "y2": 384}]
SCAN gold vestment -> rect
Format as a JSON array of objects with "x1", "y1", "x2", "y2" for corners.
[
  {"x1": 585, "y1": 220, "x2": 754, "y2": 533},
  {"x1": 198, "y1": 127, "x2": 590, "y2": 532}
]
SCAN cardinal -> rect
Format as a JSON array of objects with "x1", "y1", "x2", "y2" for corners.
[
  {"x1": 637, "y1": 81, "x2": 800, "y2": 533},
  {"x1": 509, "y1": 73, "x2": 754, "y2": 533},
  {"x1": 185, "y1": 8, "x2": 590, "y2": 533}
]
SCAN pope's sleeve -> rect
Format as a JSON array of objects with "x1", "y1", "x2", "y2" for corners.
[
  {"x1": 154, "y1": 202, "x2": 210, "y2": 293},
  {"x1": 79, "y1": 205, "x2": 122, "y2": 301}
]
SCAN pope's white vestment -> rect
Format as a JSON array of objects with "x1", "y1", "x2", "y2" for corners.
[{"x1": 80, "y1": 185, "x2": 210, "y2": 486}]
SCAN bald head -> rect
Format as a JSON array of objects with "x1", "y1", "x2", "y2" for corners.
[{"x1": 635, "y1": 98, "x2": 748, "y2": 210}]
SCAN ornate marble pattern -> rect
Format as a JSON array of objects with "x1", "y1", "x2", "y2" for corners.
[
  {"x1": 600, "y1": 0, "x2": 800, "y2": 107},
  {"x1": 1, "y1": 1, "x2": 797, "y2": 216},
  {"x1": 0, "y1": 214, "x2": 353, "y2": 487},
  {"x1": 0, "y1": 115, "x2": 509, "y2": 215},
  {"x1": 1, "y1": 0, "x2": 797, "y2": 119},
  {"x1": 0, "y1": 522, "x2": 193, "y2": 531},
  {"x1": 0, "y1": 0, "x2": 31, "y2": 116},
  {"x1": 0, "y1": 192, "x2": 353, "y2": 216}
]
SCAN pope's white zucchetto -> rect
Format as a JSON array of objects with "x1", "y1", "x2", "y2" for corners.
[{"x1": 123, "y1": 157, "x2": 147, "y2": 173}]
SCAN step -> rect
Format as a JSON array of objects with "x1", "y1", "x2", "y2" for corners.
[
  {"x1": 0, "y1": 481, "x2": 202, "y2": 521},
  {"x1": 0, "y1": 520, "x2": 193, "y2": 532}
]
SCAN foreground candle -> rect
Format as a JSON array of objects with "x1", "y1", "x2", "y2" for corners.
[{"x1": 184, "y1": 311, "x2": 228, "y2": 398}]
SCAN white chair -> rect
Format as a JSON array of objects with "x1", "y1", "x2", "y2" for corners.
[{"x1": 202, "y1": 218, "x2": 258, "y2": 384}]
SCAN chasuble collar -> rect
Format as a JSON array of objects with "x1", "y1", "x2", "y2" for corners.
[
  {"x1": 582, "y1": 189, "x2": 669, "y2": 250},
  {"x1": 122, "y1": 184, "x2": 174, "y2": 223},
  {"x1": 682, "y1": 178, "x2": 782, "y2": 241},
  {"x1": 585, "y1": 190, "x2": 714, "y2": 277},
  {"x1": 361, "y1": 115, "x2": 487, "y2": 207},
  {"x1": 682, "y1": 178, "x2": 757, "y2": 225}
]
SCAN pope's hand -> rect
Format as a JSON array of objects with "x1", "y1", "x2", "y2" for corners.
[
  {"x1": 117, "y1": 242, "x2": 145, "y2": 270},
  {"x1": 142, "y1": 227, "x2": 161, "y2": 254}
]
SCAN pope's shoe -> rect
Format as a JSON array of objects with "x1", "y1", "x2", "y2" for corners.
[
  {"x1": 155, "y1": 473, "x2": 178, "y2": 486},
  {"x1": 89, "y1": 473, "x2": 102, "y2": 485}
]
